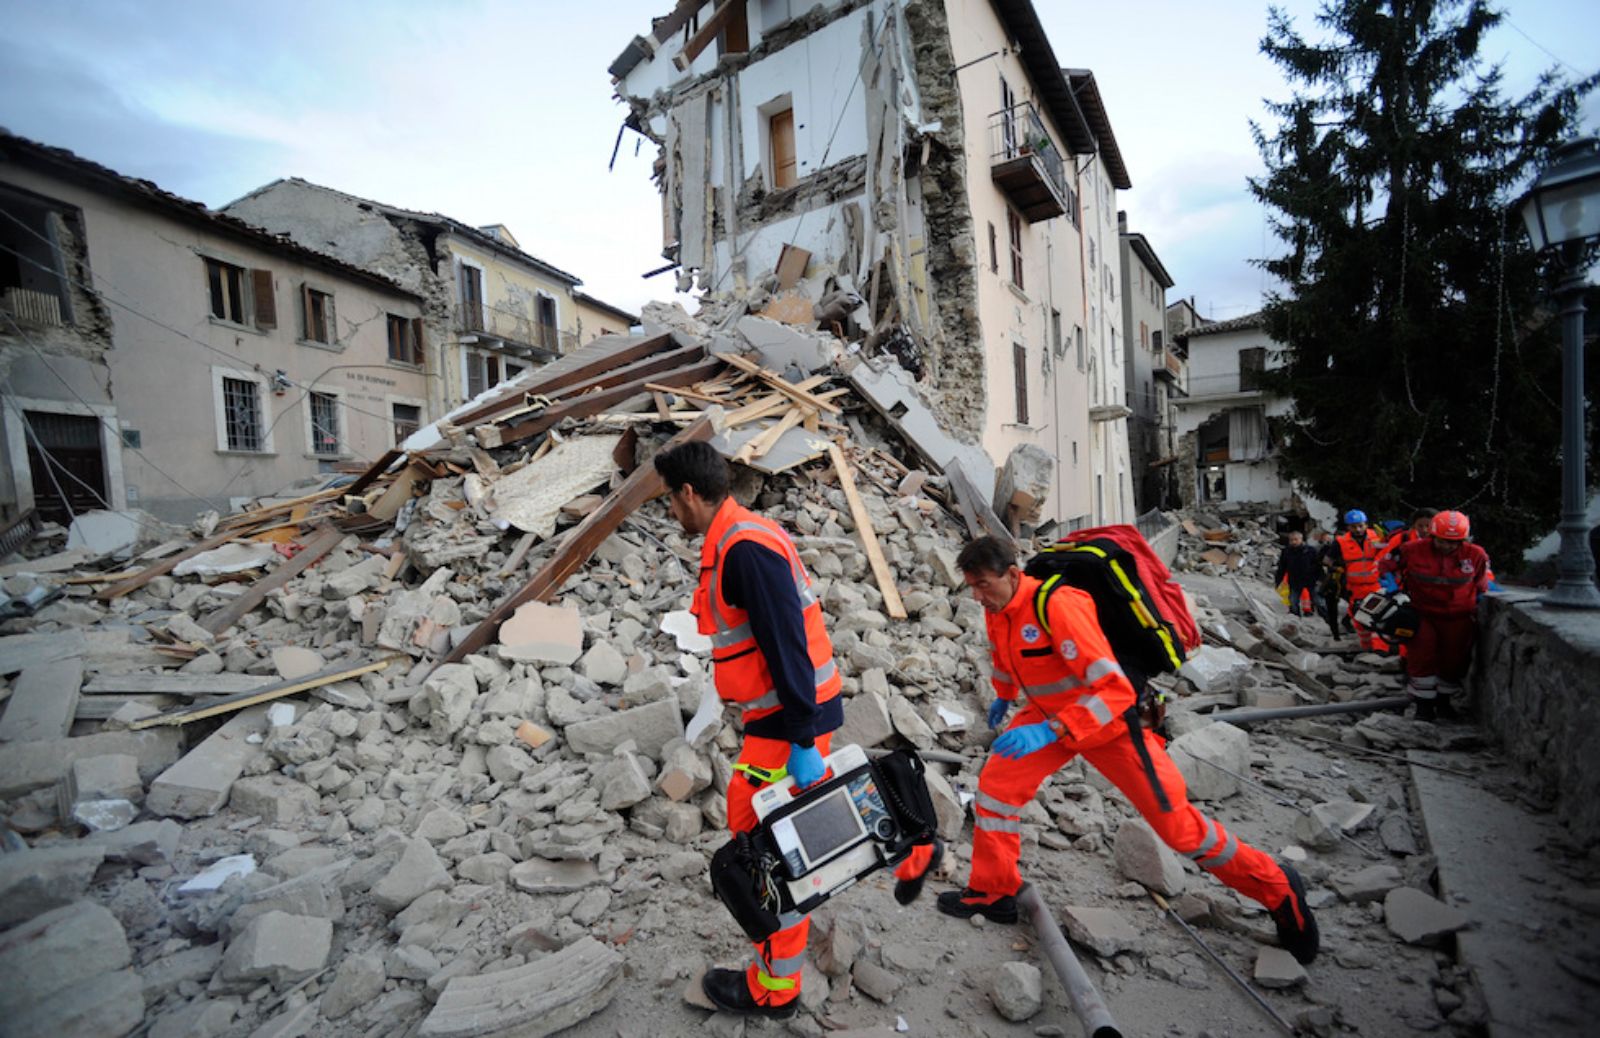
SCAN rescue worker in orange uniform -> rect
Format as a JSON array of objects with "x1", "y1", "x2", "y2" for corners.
[
  {"x1": 654, "y1": 441, "x2": 939, "y2": 1017},
  {"x1": 1379, "y1": 511, "x2": 1491, "y2": 721},
  {"x1": 1335, "y1": 510, "x2": 1386, "y2": 648},
  {"x1": 935, "y1": 536, "x2": 1319, "y2": 965}
]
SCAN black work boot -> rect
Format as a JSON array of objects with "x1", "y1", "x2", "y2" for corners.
[
  {"x1": 1270, "y1": 863, "x2": 1320, "y2": 965},
  {"x1": 1411, "y1": 696, "x2": 1438, "y2": 723},
  {"x1": 1434, "y1": 695, "x2": 1458, "y2": 720},
  {"x1": 701, "y1": 967, "x2": 799, "y2": 1019},
  {"x1": 893, "y1": 838, "x2": 944, "y2": 906},
  {"x1": 936, "y1": 887, "x2": 1018, "y2": 923}
]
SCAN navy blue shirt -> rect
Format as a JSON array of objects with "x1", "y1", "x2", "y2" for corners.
[{"x1": 720, "y1": 540, "x2": 844, "y2": 745}]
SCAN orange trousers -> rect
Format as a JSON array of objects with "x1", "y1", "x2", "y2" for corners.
[
  {"x1": 727, "y1": 732, "x2": 832, "y2": 1006},
  {"x1": 969, "y1": 703, "x2": 1290, "y2": 910}
]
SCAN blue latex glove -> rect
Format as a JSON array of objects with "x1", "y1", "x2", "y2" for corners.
[
  {"x1": 992, "y1": 722, "x2": 1057, "y2": 760},
  {"x1": 987, "y1": 698, "x2": 1012, "y2": 730},
  {"x1": 787, "y1": 743, "x2": 825, "y2": 789},
  {"x1": 1379, "y1": 572, "x2": 1400, "y2": 594}
]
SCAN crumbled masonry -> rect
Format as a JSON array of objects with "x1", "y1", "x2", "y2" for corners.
[{"x1": 0, "y1": 286, "x2": 1556, "y2": 1035}]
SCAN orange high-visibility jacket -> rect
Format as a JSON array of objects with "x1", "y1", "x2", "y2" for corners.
[
  {"x1": 694, "y1": 498, "x2": 840, "y2": 726},
  {"x1": 984, "y1": 574, "x2": 1135, "y2": 747},
  {"x1": 1336, "y1": 528, "x2": 1384, "y2": 596}
]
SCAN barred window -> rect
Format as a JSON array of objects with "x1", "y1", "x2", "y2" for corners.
[
  {"x1": 392, "y1": 402, "x2": 422, "y2": 446},
  {"x1": 309, "y1": 391, "x2": 339, "y2": 456},
  {"x1": 222, "y1": 377, "x2": 264, "y2": 452}
]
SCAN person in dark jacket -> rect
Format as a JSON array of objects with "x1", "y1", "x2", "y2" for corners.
[
  {"x1": 1314, "y1": 530, "x2": 1344, "y2": 638},
  {"x1": 1274, "y1": 531, "x2": 1323, "y2": 617}
]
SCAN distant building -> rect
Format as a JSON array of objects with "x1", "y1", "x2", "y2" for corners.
[
  {"x1": 611, "y1": 0, "x2": 1136, "y2": 528},
  {"x1": 226, "y1": 180, "x2": 635, "y2": 415},
  {"x1": 1118, "y1": 211, "x2": 1176, "y2": 512},
  {"x1": 0, "y1": 133, "x2": 431, "y2": 524}
]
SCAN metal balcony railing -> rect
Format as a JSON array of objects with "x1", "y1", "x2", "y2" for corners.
[
  {"x1": 989, "y1": 103, "x2": 1071, "y2": 223},
  {"x1": 455, "y1": 302, "x2": 579, "y2": 357}
]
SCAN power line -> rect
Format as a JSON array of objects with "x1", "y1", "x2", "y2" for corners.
[
  {"x1": 0, "y1": 392, "x2": 115, "y2": 514},
  {"x1": 1503, "y1": 18, "x2": 1580, "y2": 76}
]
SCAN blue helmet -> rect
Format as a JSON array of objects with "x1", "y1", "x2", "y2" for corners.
[{"x1": 1344, "y1": 509, "x2": 1368, "y2": 524}]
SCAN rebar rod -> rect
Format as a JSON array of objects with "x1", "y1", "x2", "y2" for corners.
[
  {"x1": 1016, "y1": 884, "x2": 1123, "y2": 1038},
  {"x1": 1149, "y1": 891, "x2": 1297, "y2": 1035}
]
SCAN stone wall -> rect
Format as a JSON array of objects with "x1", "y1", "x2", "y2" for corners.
[{"x1": 1471, "y1": 590, "x2": 1600, "y2": 846}]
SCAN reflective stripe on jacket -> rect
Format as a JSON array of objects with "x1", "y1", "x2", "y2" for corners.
[
  {"x1": 1336, "y1": 529, "x2": 1384, "y2": 594},
  {"x1": 984, "y1": 573, "x2": 1135, "y2": 748},
  {"x1": 693, "y1": 498, "x2": 841, "y2": 724}
]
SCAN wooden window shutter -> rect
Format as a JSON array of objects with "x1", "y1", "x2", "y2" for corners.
[
  {"x1": 411, "y1": 317, "x2": 426, "y2": 366},
  {"x1": 301, "y1": 283, "x2": 314, "y2": 339},
  {"x1": 1013, "y1": 343, "x2": 1029, "y2": 425},
  {"x1": 770, "y1": 109, "x2": 797, "y2": 190},
  {"x1": 325, "y1": 294, "x2": 336, "y2": 345},
  {"x1": 251, "y1": 270, "x2": 276, "y2": 329}
]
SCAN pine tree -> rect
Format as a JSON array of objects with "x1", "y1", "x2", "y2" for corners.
[{"x1": 1250, "y1": 0, "x2": 1597, "y2": 566}]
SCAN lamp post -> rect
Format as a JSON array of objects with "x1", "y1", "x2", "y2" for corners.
[{"x1": 1519, "y1": 137, "x2": 1600, "y2": 609}]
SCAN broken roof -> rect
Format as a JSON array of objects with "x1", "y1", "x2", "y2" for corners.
[
  {"x1": 226, "y1": 177, "x2": 583, "y2": 287},
  {"x1": 1063, "y1": 70, "x2": 1132, "y2": 190},
  {"x1": 0, "y1": 132, "x2": 420, "y2": 300},
  {"x1": 1179, "y1": 310, "x2": 1266, "y2": 339}
]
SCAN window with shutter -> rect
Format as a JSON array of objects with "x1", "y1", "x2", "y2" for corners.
[
  {"x1": 1012, "y1": 343, "x2": 1029, "y2": 425},
  {"x1": 205, "y1": 258, "x2": 248, "y2": 325},
  {"x1": 302, "y1": 286, "x2": 333, "y2": 344},
  {"x1": 251, "y1": 270, "x2": 276, "y2": 329},
  {"x1": 770, "y1": 108, "x2": 797, "y2": 189},
  {"x1": 1007, "y1": 210, "x2": 1024, "y2": 290},
  {"x1": 309, "y1": 392, "x2": 340, "y2": 456}
]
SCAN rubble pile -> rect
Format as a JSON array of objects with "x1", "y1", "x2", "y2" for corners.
[{"x1": 1172, "y1": 506, "x2": 1303, "y2": 585}]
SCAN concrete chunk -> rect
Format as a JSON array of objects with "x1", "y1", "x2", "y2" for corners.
[
  {"x1": 1384, "y1": 886, "x2": 1470, "y2": 945},
  {"x1": 1166, "y1": 722, "x2": 1250, "y2": 801},
  {"x1": 655, "y1": 738, "x2": 711, "y2": 802},
  {"x1": 66, "y1": 753, "x2": 144, "y2": 805},
  {"x1": 419, "y1": 935, "x2": 623, "y2": 1038},
  {"x1": 8, "y1": 966, "x2": 142, "y2": 1038},
  {"x1": 499, "y1": 601, "x2": 584, "y2": 665},
  {"x1": 0, "y1": 657, "x2": 84, "y2": 742},
  {"x1": 1254, "y1": 947, "x2": 1308, "y2": 989},
  {"x1": 1061, "y1": 905, "x2": 1142, "y2": 957},
  {"x1": 371, "y1": 837, "x2": 452, "y2": 912},
  {"x1": 837, "y1": 690, "x2": 893, "y2": 748},
  {"x1": 0, "y1": 900, "x2": 132, "y2": 1015},
  {"x1": 0, "y1": 842, "x2": 107, "y2": 926},
  {"x1": 1331, "y1": 863, "x2": 1404, "y2": 904},
  {"x1": 321, "y1": 949, "x2": 386, "y2": 1021},
  {"x1": 0, "y1": 727, "x2": 181, "y2": 799},
  {"x1": 219, "y1": 911, "x2": 332, "y2": 989},
  {"x1": 564, "y1": 697, "x2": 683, "y2": 759},
  {"x1": 146, "y1": 705, "x2": 274, "y2": 819},
  {"x1": 1113, "y1": 819, "x2": 1187, "y2": 896},
  {"x1": 139, "y1": 942, "x2": 224, "y2": 1001},
  {"x1": 271, "y1": 646, "x2": 323, "y2": 681},
  {"x1": 509, "y1": 857, "x2": 602, "y2": 894},
  {"x1": 87, "y1": 819, "x2": 182, "y2": 865},
  {"x1": 228, "y1": 774, "x2": 320, "y2": 825},
  {"x1": 990, "y1": 960, "x2": 1043, "y2": 1022}
]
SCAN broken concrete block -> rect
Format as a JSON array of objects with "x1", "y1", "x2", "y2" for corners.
[
  {"x1": 146, "y1": 997, "x2": 238, "y2": 1038},
  {"x1": 1112, "y1": 819, "x2": 1187, "y2": 896},
  {"x1": 1384, "y1": 887, "x2": 1470, "y2": 945},
  {"x1": 577, "y1": 641, "x2": 627, "y2": 687},
  {"x1": 851, "y1": 958, "x2": 902, "y2": 1003},
  {"x1": 990, "y1": 960, "x2": 1043, "y2": 1022},
  {"x1": 1166, "y1": 722, "x2": 1250, "y2": 801},
  {"x1": 837, "y1": 690, "x2": 893, "y2": 748},
  {"x1": 422, "y1": 663, "x2": 478, "y2": 737},
  {"x1": 0, "y1": 900, "x2": 131, "y2": 1016},
  {"x1": 1379, "y1": 813, "x2": 1421, "y2": 856},
  {"x1": 86, "y1": 818, "x2": 182, "y2": 865},
  {"x1": 499, "y1": 601, "x2": 584, "y2": 665},
  {"x1": 992, "y1": 443, "x2": 1053, "y2": 525},
  {"x1": 147, "y1": 705, "x2": 276, "y2": 819},
  {"x1": 270, "y1": 646, "x2": 323, "y2": 680},
  {"x1": 7, "y1": 967, "x2": 142, "y2": 1038},
  {"x1": 66, "y1": 753, "x2": 144, "y2": 805},
  {"x1": 229, "y1": 774, "x2": 321, "y2": 825},
  {"x1": 139, "y1": 942, "x2": 224, "y2": 1001},
  {"x1": 419, "y1": 936, "x2": 623, "y2": 1038},
  {"x1": 565, "y1": 697, "x2": 683, "y2": 759},
  {"x1": 888, "y1": 696, "x2": 935, "y2": 750},
  {"x1": 219, "y1": 911, "x2": 332, "y2": 989},
  {"x1": 414, "y1": 805, "x2": 469, "y2": 843},
  {"x1": 1062, "y1": 905, "x2": 1142, "y2": 957},
  {"x1": 656, "y1": 738, "x2": 712, "y2": 802},
  {"x1": 322, "y1": 948, "x2": 387, "y2": 1021},
  {"x1": 1179, "y1": 646, "x2": 1253, "y2": 694},
  {"x1": 0, "y1": 842, "x2": 107, "y2": 926},
  {"x1": 0, "y1": 657, "x2": 84, "y2": 742},
  {"x1": 1332, "y1": 863, "x2": 1404, "y2": 904},
  {"x1": 509, "y1": 857, "x2": 602, "y2": 894},
  {"x1": 371, "y1": 837, "x2": 453, "y2": 912},
  {"x1": 599, "y1": 754, "x2": 653, "y2": 811},
  {"x1": 456, "y1": 852, "x2": 514, "y2": 886},
  {"x1": 73, "y1": 798, "x2": 137, "y2": 832},
  {"x1": 929, "y1": 547, "x2": 963, "y2": 589},
  {"x1": 1294, "y1": 800, "x2": 1375, "y2": 850},
  {"x1": 1254, "y1": 947, "x2": 1307, "y2": 989},
  {"x1": 925, "y1": 769, "x2": 964, "y2": 840}
]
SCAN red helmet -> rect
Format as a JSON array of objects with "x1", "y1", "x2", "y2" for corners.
[{"x1": 1431, "y1": 510, "x2": 1470, "y2": 541}]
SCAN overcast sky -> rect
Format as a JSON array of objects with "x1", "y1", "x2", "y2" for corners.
[{"x1": 1, "y1": 0, "x2": 1595, "y2": 320}]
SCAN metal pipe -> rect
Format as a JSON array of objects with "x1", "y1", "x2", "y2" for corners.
[
  {"x1": 1017, "y1": 883, "x2": 1123, "y2": 1038},
  {"x1": 1207, "y1": 696, "x2": 1410, "y2": 726},
  {"x1": 1546, "y1": 246, "x2": 1600, "y2": 608},
  {"x1": 1149, "y1": 891, "x2": 1296, "y2": 1035}
]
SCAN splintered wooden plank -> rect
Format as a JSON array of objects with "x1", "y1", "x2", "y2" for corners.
[
  {"x1": 715, "y1": 353, "x2": 842, "y2": 414},
  {"x1": 494, "y1": 357, "x2": 724, "y2": 448},
  {"x1": 128, "y1": 655, "x2": 402, "y2": 729},
  {"x1": 736, "y1": 406, "x2": 810, "y2": 464},
  {"x1": 345, "y1": 448, "x2": 404, "y2": 497},
  {"x1": 82, "y1": 673, "x2": 272, "y2": 698},
  {"x1": 440, "y1": 414, "x2": 718, "y2": 666},
  {"x1": 94, "y1": 528, "x2": 241, "y2": 602},
  {"x1": 825, "y1": 441, "x2": 907, "y2": 620},
  {"x1": 450, "y1": 333, "x2": 676, "y2": 429},
  {"x1": 198, "y1": 525, "x2": 343, "y2": 636}
]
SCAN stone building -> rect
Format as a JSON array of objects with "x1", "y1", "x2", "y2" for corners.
[{"x1": 1119, "y1": 211, "x2": 1176, "y2": 512}]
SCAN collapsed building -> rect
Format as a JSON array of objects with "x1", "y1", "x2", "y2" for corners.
[{"x1": 611, "y1": 0, "x2": 1139, "y2": 531}]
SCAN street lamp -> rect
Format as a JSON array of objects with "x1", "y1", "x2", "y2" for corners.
[{"x1": 1519, "y1": 136, "x2": 1600, "y2": 609}]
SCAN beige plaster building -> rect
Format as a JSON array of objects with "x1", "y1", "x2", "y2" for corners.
[
  {"x1": 1119, "y1": 211, "x2": 1178, "y2": 511},
  {"x1": 0, "y1": 133, "x2": 431, "y2": 525},
  {"x1": 612, "y1": 0, "x2": 1137, "y2": 528},
  {"x1": 225, "y1": 181, "x2": 635, "y2": 417}
]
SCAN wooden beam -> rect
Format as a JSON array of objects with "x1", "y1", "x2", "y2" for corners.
[
  {"x1": 94, "y1": 528, "x2": 241, "y2": 602},
  {"x1": 345, "y1": 448, "x2": 403, "y2": 497},
  {"x1": 546, "y1": 344, "x2": 706, "y2": 403},
  {"x1": 198, "y1": 525, "x2": 343, "y2": 636},
  {"x1": 218, "y1": 485, "x2": 343, "y2": 529},
  {"x1": 736, "y1": 406, "x2": 809, "y2": 464},
  {"x1": 825, "y1": 441, "x2": 907, "y2": 619},
  {"x1": 494, "y1": 357, "x2": 724, "y2": 448},
  {"x1": 651, "y1": 0, "x2": 704, "y2": 43},
  {"x1": 675, "y1": 0, "x2": 738, "y2": 70},
  {"x1": 449, "y1": 333, "x2": 676, "y2": 429},
  {"x1": 440, "y1": 414, "x2": 718, "y2": 665},
  {"x1": 716, "y1": 353, "x2": 842, "y2": 414},
  {"x1": 83, "y1": 673, "x2": 271, "y2": 698},
  {"x1": 128, "y1": 655, "x2": 403, "y2": 729}
]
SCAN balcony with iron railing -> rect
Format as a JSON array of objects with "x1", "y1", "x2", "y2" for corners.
[
  {"x1": 455, "y1": 301, "x2": 578, "y2": 358},
  {"x1": 989, "y1": 103, "x2": 1071, "y2": 223}
]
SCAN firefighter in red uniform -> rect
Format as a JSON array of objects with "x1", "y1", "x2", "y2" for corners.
[
  {"x1": 1335, "y1": 510, "x2": 1386, "y2": 648},
  {"x1": 654, "y1": 442, "x2": 938, "y2": 1017},
  {"x1": 935, "y1": 536, "x2": 1319, "y2": 965},
  {"x1": 1379, "y1": 511, "x2": 1491, "y2": 721}
]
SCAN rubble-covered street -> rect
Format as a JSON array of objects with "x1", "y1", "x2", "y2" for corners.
[{"x1": 2, "y1": 308, "x2": 1593, "y2": 1038}]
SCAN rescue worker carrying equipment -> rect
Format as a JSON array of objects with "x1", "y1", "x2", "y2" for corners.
[
  {"x1": 1379, "y1": 510, "x2": 1491, "y2": 722},
  {"x1": 654, "y1": 442, "x2": 945, "y2": 1017},
  {"x1": 1335, "y1": 510, "x2": 1386, "y2": 649},
  {"x1": 937, "y1": 536, "x2": 1320, "y2": 966}
]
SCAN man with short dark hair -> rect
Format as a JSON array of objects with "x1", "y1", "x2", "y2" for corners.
[
  {"x1": 652, "y1": 441, "x2": 937, "y2": 1016},
  {"x1": 938, "y1": 535, "x2": 1319, "y2": 965}
]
